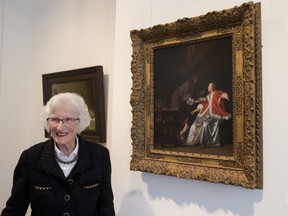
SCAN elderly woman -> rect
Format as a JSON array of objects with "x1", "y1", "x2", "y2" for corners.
[{"x1": 1, "y1": 92, "x2": 115, "y2": 216}]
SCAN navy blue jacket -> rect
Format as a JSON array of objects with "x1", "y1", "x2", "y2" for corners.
[{"x1": 1, "y1": 136, "x2": 115, "y2": 216}]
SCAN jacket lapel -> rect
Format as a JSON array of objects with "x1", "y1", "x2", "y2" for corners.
[
  {"x1": 37, "y1": 138, "x2": 66, "y2": 180},
  {"x1": 68, "y1": 137, "x2": 93, "y2": 178}
]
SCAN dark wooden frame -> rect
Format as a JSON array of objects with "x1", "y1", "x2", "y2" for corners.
[
  {"x1": 130, "y1": 2, "x2": 263, "y2": 189},
  {"x1": 42, "y1": 66, "x2": 106, "y2": 143}
]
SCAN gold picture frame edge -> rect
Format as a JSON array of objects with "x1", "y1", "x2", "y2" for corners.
[{"x1": 130, "y1": 2, "x2": 263, "y2": 189}]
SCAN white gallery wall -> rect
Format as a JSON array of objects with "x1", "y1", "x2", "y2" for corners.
[
  {"x1": 1, "y1": 0, "x2": 288, "y2": 215},
  {"x1": 0, "y1": 0, "x2": 116, "y2": 215}
]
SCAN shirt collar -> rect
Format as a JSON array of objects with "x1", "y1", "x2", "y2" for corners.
[{"x1": 54, "y1": 136, "x2": 79, "y2": 158}]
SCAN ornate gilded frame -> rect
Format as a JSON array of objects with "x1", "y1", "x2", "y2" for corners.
[{"x1": 130, "y1": 2, "x2": 262, "y2": 189}]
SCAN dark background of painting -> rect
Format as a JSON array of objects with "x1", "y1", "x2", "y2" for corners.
[{"x1": 154, "y1": 36, "x2": 232, "y2": 106}]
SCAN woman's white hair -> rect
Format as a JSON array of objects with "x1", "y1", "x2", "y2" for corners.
[{"x1": 40, "y1": 92, "x2": 91, "y2": 134}]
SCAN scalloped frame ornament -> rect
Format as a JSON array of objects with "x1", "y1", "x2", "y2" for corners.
[{"x1": 130, "y1": 2, "x2": 262, "y2": 189}]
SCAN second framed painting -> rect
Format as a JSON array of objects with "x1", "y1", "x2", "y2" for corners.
[
  {"x1": 42, "y1": 66, "x2": 106, "y2": 143},
  {"x1": 130, "y1": 2, "x2": 263, "y2": 189}
]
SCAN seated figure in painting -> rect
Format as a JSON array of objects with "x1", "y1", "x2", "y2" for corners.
[
  {"x1": 185, "y1": 82, "x2": 231, "y2": 148},
  {"x1": 169, "y1": 73, "x2": 206, "y2": 144}
]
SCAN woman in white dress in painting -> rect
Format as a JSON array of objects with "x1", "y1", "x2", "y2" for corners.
[{"x1": 185, "y1": 82, "x2": 231, "y2": 148}]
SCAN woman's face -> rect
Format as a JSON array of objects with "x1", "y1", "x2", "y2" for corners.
[
  {"x1": 48, "y1": 103, "x2": 79, "y2": 147},
  {"x1": 207, "y1": 83, "x2": 213, "y2": 92}
]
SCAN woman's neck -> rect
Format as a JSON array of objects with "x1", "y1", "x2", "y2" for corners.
[{"x1": 56, "y1": 142, "x2": 76, "y2": 156}]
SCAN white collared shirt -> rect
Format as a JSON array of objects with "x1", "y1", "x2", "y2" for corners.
[{"x1": 54, "y1": 137, "x2": 79, "y2": 177}]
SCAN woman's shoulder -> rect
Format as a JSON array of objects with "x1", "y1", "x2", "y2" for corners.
[
  {"x1": 22, "y1": 139, "x2": 52, "y2": 158},
  {"x1": 16, "y1": 139, "x2": 52, "y2": 166},
  {"x1": 26, "y1": 139, "x2": 50, "y2": 150},
  {"x1": 78, "y1": 137, "x2": 110, "y2": 164},
  {"x1": 79, "y1": 137, "x2": 109, "y2": 154}
]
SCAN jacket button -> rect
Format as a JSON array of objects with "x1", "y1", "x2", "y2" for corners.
[
  {"x1": 63, "y1": 213, "x2": 70, "y2": 216},
  {"x1": 68, "y1": 179, "x2": 74, "y2": 184},
  {"x1": 64, "y1": 195, "x2": 70, "y2": 201}
]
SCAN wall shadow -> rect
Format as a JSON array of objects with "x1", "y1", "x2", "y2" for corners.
[
  {"x1": 117, "y1": 189, "x2": 155, "y2": 216},
  {"x1": 142, "y1": 172, "x2": 262, "y2": 215}
]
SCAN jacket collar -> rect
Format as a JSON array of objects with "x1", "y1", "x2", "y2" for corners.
[
  {"x1": 37, "y1": 136, "x2": 93, "y2": 180},
  {"x1": 68, "y1": 136, "x2": 93, "y2": 178}
]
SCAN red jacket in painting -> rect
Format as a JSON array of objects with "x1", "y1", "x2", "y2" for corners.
[{"x1": 198, "y1": 90, "x2": 231, "y2": 120}]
